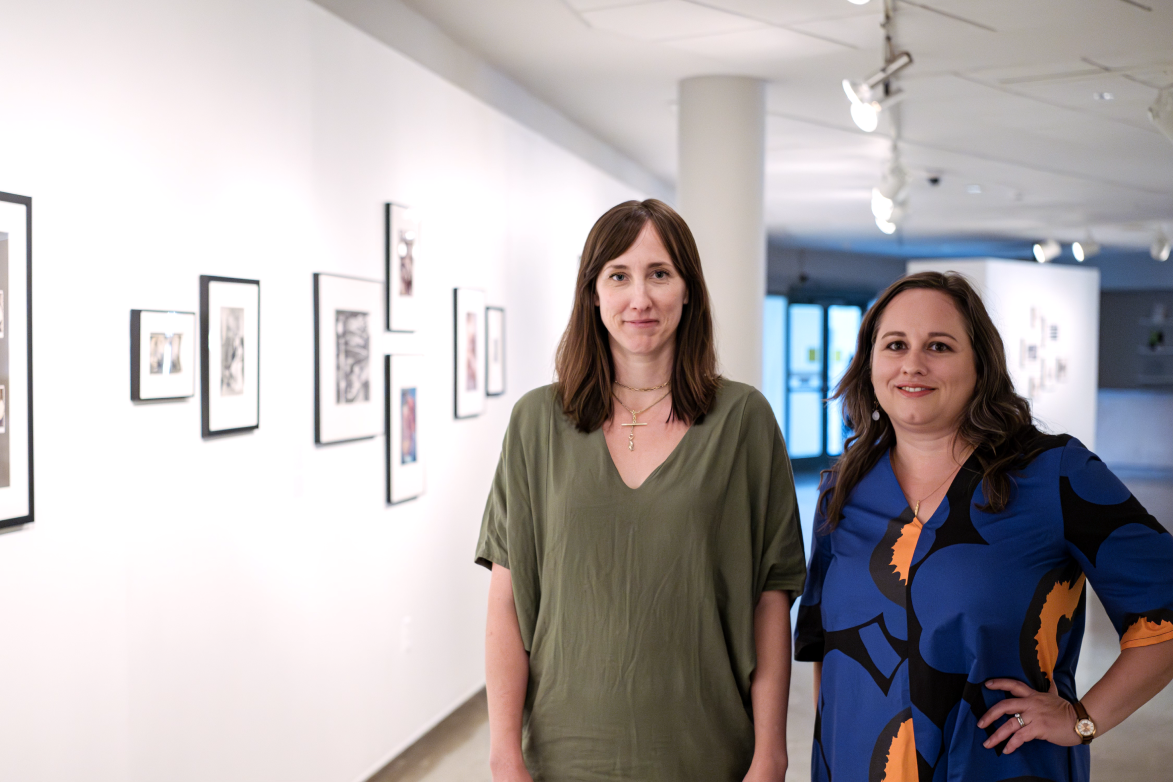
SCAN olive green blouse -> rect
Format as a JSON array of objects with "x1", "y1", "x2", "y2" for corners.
[{"x1": 475, "y1": 380, "x2": 806, "y2": 781}]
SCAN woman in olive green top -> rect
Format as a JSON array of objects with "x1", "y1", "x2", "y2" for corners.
[{"x1": 476, "y1": 199, "x2": 807, "y2": 782}]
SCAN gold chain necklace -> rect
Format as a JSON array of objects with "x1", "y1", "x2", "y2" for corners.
[
  {"x1": 613, "y1": 379, "x2": 671, "y2": 393},
  {"x1": 911, "y1": 462, "x2": 965, "y2": 521},
  {"x1": 612, "y1": 390, "x2": 672, "y2": 451}
]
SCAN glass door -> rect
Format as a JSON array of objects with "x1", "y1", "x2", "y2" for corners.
[
  {"x1": 826, "y1": 305, "x2": 863, "y2": 456},
  {"x1": 786, "y1": 303, "x2": 825, "y2": 458}
]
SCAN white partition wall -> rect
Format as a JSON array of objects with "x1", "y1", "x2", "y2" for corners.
[{"x1": 907, "y1": 259, "x2": 1100, "y2": 449}]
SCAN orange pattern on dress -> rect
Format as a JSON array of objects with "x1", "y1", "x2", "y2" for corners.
[
  {"x1": 1033, "y1": 574, "x2": 1086, "y2": 685},
  {"x1": 890, "y1": 517, "x2": 925, "y2": 585},
  {"x1": 1121, "y1": 617, "x2": 1173, "y2": 649},
  {"x1": 880, "y1": 718, "x2": 918, "y2": 781}
]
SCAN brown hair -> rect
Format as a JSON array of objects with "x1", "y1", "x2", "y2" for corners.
[
  {"x1": 819, "y1": 271, "x2": 1042, "y2": 528},
  {"x1": 555, "y1": 199, "x2": 720, "y2": 432}
]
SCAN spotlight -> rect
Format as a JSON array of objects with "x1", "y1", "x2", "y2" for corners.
[
  {"x1": 847, "y1": 0, "x2": 871, "y2": 4},
  {"x1": 1033, "y1": 239, "x2": 1061, "y2": 263},
  {"x1": 843, "y1": 52, "x2": 913, "y2": 132},
  {"x1": 876, "y1": 217, "x2": 897, "y2": 234},
  {"x1": 1150, "y1": 86, "x2": 1173, "y2": 144},
  {"x1": 1152, "y1": 230, "x2": 1171, "y2": 262},
  {"x1": 1072, "y1": 237, "x2": 1100, "y2": 262}
]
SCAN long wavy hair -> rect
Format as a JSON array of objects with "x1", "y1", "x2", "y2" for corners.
[
  {"x1": 555, "y1": 199, "x2": 720, "y2": 432},
  {"x1": 819, "y1": 271, "x2": 1042, "y2": 529}
]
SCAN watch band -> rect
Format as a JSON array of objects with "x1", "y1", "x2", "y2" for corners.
[{"x1": 1072, "y1": 699, "x2": 1096, "y2": 744}]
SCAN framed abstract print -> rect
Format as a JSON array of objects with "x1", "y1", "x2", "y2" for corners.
[
  {"x1": 386, "y1": 354, "x2": 425, "y2": 504},
  {"x1": 0, "y1": 192, "x2": 32, "y2": 530},
  {"x1": 200, "y1": 275, "x2": 260, "y2": 437},
  {"x1": 314, "y1": 273, "x2": 383, "y2": 444},
  {"x1": 130, "y1": 310, "x2": 196, "y2": 401},
  {"x1": 385, "y1": 203, "x2": 420, "y2": 332},
  {"x1": 453, "y1": 287, "x2": 486, "y2": 419},
  {"x1": 486, "y1": 306, "x2": 505, "y2": 397}
]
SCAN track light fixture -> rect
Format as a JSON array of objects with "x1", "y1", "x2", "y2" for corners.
[
  {"x1": 843, "y1": 51, "x2": 913, "y2": 132},
  {"x1": 872, "y1": 150, "x2": 909, "y2": 234},
  {"x1": 1033, "y1": 239, "x2": 1061, "y2": 263},
  {"x1": 1152, "y1": 230, "x2": 1171, "y2": 262},
  {"x1": 1072, "y1": 236, "x2": 1100, "y2": 262},
  {"x1": 1150, "y1": 86, "x2": 1173, "y2": 145},
  {"x1": 847, "y1": 0, "x2": 871, "y2": 5}
]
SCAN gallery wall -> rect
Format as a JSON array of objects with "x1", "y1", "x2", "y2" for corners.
[{"x1": 0, "y1": 2, "x2": 640, "y2": 781}]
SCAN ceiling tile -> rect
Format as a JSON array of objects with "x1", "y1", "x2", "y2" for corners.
[
  {"x1": 563, "y1": 0, "x2": 652, "y2": 11},
  {"x1": 579, "y1": 0, "x2": 762, "y2": 42},
  {"x1": 667, "y1": 26, "x2": 849, "y2": 63}
]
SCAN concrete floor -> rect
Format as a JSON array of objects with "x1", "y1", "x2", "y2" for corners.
[{"x1": 371, "y1": 469, "x2": 1173, "y2": 782}]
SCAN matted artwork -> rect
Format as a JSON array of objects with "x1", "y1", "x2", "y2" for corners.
[
  {"x1": 386, "y1": 354, "x2": 425, "y2": 504},
  {"x1": 486, "y1": 306, "x2": 505, "y2": 397},
  {"x1": 385, "y1": 203, "x2": 420, "y2": 332},
  {"x1": 0, "y1": 191, "x2": 33, "y2": 529},
  {"x1": 454, "y1": 288, "x2": 486, "y2": 419},
  {"x1": 130, "y1": 310, "x2": 196, "y2": 401},
  {"x1": 313, "y1": 273, "x2": 383, "y2": 444},
  {"x1": 200, "y1": 275, "x2": 260, "y2": 437}
]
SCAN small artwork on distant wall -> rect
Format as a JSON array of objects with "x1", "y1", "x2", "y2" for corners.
[
  {"x1": 314, "y1": 273, "x2": 382, "y2": 445},
  {"x1": 454, "y1": 288, "x2": 486, "y2": 419},
  {"x1": 1018, "y1": 305, "x2": 1068, "y2": 400},
  {"x1": 387, "y1": 354, "x2": 425, "y2": 504},
  {"x1": 486, "y1": 306, "x2": 505, "y2": 396},
  {"x1": 385, "y1": 203, "x2": 420, "y2": 332},
  {"x1": 0, "y1": 190, "x2": 35, "y2": 528},
  {"x1": 131, "y1": 309, "x2": 196, "y2": 401},
  {"x1": 200, "y1": 275, "x2": 260, "y2": 437}
]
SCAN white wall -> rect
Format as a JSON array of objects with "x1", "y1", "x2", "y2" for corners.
[
  {"x1": 0, "y1": 2, "x2": 640, "y2": 781},
  {"x1": 907, "y1": 259, "x2": 1100, "y2": 449}
]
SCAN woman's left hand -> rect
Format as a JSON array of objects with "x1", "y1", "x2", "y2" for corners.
[{"x1": 977, "y1": 678, "x2": 1081, "y2": 753}]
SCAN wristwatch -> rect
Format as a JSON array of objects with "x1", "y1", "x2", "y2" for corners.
[{"x1": 1072, "y1": 699, "x2": 1096, "y2": 744}]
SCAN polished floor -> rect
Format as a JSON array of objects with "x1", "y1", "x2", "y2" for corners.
[{"x1": 372, "y1": 469, "x2": 1173, "y2": 782}]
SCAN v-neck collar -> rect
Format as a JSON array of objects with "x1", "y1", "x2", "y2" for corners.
[
  {"x1": 598, "y1": 419, "x2": 696, "y2": 491},
  {"x1": 884, "y1": 447, "x2": 982, "y2": 525}
]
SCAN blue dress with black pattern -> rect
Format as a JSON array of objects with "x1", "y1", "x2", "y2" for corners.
[{"x1": 794, "y1": 435, "x2": 1173, "y2": 782}]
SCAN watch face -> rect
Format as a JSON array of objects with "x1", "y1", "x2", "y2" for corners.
[{"x1": 1076, "y1": 718, "x2": 1096, "y2": 737}]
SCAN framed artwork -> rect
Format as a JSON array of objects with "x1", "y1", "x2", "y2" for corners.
[
  {"x1": 453, "y1": 288, "x2": 486, "y2": 419},
  {"x1": 314, "y1": 273, "x2": 383, "y2": 444},
  {"x1": 385, "y1": 203, "x2": 420, "y2": 332},
  {"x1": 386, "y1": 354, "x2": 425, "y2": 504},
  {"x1": 200, "y1": 275, "x2": 260, "y2": 437},
  {"x1": 130, "y1": 310, "x2": 196, "y2": 401},
  {"x1": 0, "y1": 192, "x2": 33, "y2": 530},
  {"x1": 486, "y1": 306, "x2": 505, "y2": 396}
]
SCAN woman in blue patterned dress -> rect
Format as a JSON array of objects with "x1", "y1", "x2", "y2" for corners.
[{"x1": 795, "y1": 271, "x2": 1173, "y2": 781}]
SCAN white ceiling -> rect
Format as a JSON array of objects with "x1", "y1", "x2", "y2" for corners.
[{"x1": 399, "y1": 0, "x2": 1173, "y2": 250}]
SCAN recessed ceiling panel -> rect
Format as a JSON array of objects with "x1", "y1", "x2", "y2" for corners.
[
  {"x1": 667, "y1": 26, "x2": 849, "y2": 64},
  {"x1": 564, "y1": 0, "x2": 651, "y2": 11},
  {"x1": 579, "y1": 0, "x2": 762, "y2": 42}
]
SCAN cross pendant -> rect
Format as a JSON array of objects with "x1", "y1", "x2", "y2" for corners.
[{"x1": 620, "y1": 411, "x2": 647, "y2": 451}]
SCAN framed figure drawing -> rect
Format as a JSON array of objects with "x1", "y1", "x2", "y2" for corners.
[
  {"x1": 453, "y1": 288, "x2": 486, "y2": 419},
  {"x1": 0, "y1": 191, "x2": 33, "y2": 530},
  {"x1": 314, "y1": 273, "x2": 382, "y2": 444},
  {"x1": 130, "y1": 310, "x2": 196, "y2": 401},
  {"x1": 200, "y1": 275, "x2": 260, "y2": 437},
  {"x1": 486, "y1": 306, "x2": 505, "y2": 396},
  {"x1": 385, "y1": 203, "x2": 420, "y2": 332},
  {"x1": 386, "y1": 354, "x2": 425, "y2": 504}
]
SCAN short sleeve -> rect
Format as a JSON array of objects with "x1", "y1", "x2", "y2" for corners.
[
  {"x1": 794, "y1": 475, "x2": 833, "y2": 662},
  {"x1": 1060, "y1": 439, "x2": 1173, "y2": 651},
  {"x1": 475, "y1": 449, "x2": 513, "y2": 570},
  {"x1": 743, "y1": 392, "x2": 807, "y2": 603}
]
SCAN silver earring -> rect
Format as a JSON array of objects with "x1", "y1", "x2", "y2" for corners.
[{"x1": 872, "y1": 405, "x2": 881, "y2": 421}]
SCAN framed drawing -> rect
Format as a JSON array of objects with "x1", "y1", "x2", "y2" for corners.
[
  {"x1": 454, "y1": 288, "x2": 486, "y2": 419},
  {"x1": 314, "y1": 273, "x2": 382, "y2": 444},
  {"x1": 130, "y1": 310, "x2": 196, "y2": 401},
  {"x1": 0, "y1": 192, "x2": 32, "y2": 530},
  {"x1": 386, "y1": 354, "x2": 425, "y2": 504},
  {"x1": 385, "y1": 203, "x2": 420, "y2": 332},
  {"x1": 486, "y1": 306, "x2": 505, "y2": 397},
  {"x1": 200, "y1": 275, "x2": 260, "y2": 437}
]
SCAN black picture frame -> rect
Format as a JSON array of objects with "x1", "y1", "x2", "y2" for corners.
[
  {"x1": 200, "y1": 275, "x2": 261, "y2": 438},
  {"x1": 130, "y1": 309, "x2": 196, "y2": 402},
  {"x1": 385, "y1": 202, "x2": 419, "y2": 333},
  {"x1": 453, "y1": 287, "x2": 486, "y2": 419},
  {"x1": 0, "y1": 191, "x2": 33, "y2": 531},
  {"x1": 313, "y1": 272, "x2": 382, "y2": 445},
  {"x1": 486, "y1": 306, "x2": 505, "y2": 397}
]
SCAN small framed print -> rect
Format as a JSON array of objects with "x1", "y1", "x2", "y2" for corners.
[
  {"x1": 385, "y1": 203, "x2": 420, "y2": 332},
  {"x1": 130, "y1": 310, "x2": 196, "y2": 401},
  {"x1": 486, "y1": 306, "x2": 505, "y2": 397},
  {"x1": 314, "y1": 273, "x2": 383, "y2": 444},
  {"x1": 200, "y1": 275, "x2": 260, "y2": 437},
  {"x1": 386, "y1": 354, "x2": 425, "y2": 504},
  {"x1": 454, "y1": 288, "x2": 486, "y2": 419},
  {"x1": 0, "y1": 191, "x2": 33, "y2": 530}
]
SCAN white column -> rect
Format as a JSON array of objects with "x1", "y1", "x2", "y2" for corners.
[{"x1": 677, "y1": 76, "x2": 766, "y2": 387}]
